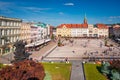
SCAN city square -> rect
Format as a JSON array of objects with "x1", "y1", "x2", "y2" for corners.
[
  {"x1": 45, "y1": 38, "x2": 120, "y2": 61},
  {"x1": 0, "y1": 0, "x2": 120, "y2": 80}
]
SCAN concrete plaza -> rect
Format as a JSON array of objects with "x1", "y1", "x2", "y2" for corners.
[{"x1": 45, "y1": 39, "x2": 120, "y2": 60}]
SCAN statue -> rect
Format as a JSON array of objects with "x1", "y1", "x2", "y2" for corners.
[{"x1": 12, "y1": 40, "x2": 30, "y2": 62}]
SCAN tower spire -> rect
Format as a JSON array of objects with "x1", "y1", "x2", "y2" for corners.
[{"x1": 84, "y1": 13, "x2": 87, "y2": 24}]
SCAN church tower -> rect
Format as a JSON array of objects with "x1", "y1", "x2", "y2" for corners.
[{"x1": 84, "y1": 13, "x2": 88, "y2": 24}]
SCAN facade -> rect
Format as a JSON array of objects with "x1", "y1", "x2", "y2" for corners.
[
  {"x1": 57, "y1": 24, "x2": 71, "y2": 37},
  {"x1": 113, "y1": 25, "x2": 120, "y2": 38},
  {"x1": 30, "y1": 22, "x2": 51, "y2": 44},
  {"x1": 30, "y1": 26, "x2": 38, "y2": 43},
  {"x1": 49, "y1": 26, "x2": 54, "y2": 38},
  {"x1": 56, "y1": 17, "x2": 109, "y2": 38},
  {"x1": 0, "y1": 16, "x2": 22, "y2": 55},
  {"x1": 88, "y1": 24, "x2": 98, "y2": 37},
  {"x1": 20, "y1": 23, "x2": 31, "y2": 44},
  {"x1": 53, "y1": 27, "x2": 57, "y2": 36},
  {"x1": 57, "y1": 16, "x2": 88, "y2": 37},
  {"x1": 57, "y1": 24, "x2": 88, "y2": 37},
  {"x1": 34, "y1": 23, "x2": 50, "y2": 40},
  {"x1": 97, "y1": 24, "x2": 109, "y2": 38}
]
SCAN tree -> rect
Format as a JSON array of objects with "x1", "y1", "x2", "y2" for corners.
[
  {"x1": 101, "y1": 62, "x2": 110, "y2": 75},
  {"x1": 51, "y1": 34, "x2": 55, "y2": 40},
  {"x1": 58, "y1": 39, "x2": 61, "y2": 46}
]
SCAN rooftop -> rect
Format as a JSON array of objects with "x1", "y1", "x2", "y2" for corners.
[{"x1": 57, "y1": 23, "x2": 88, "y2": 28}]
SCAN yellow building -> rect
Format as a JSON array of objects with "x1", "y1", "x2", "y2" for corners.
[
  {"x1": 88, "y1": 24, "x2": 98, "y2": 37},
  {"x1": 56, "y1": 17, "x2": 108, "y2": 38},
  {"x1": 57, "y1": 24, "x2": 71, "y2": 37},
  {"x1": 97, "y1": 24, "x2": 109, "y2": 38},
  {"x1": 57, "y1": 16, "x2": 88, "y2": 38},
  {"x1": 20, "y1": 23, "x2": 31, "y2": 44}
]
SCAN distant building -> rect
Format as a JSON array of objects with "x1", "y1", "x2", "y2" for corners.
[
  {"x1": 96, "y1": 24, "x2": 109, "y2": 38},
  {"x1": 20, "y1": 23, "x2": 31, "y2": 44},
  {"x1": 57, "y1": 23, "x2": 88, "y2": 37},
  {"x1": 49, "y1": 26, "x2": 54, "y2": 38},
  {"x1": 53, "y1": 27, "x2": 57, "y2": 36},
  {"x1": 56, "y1": 16, "x2": 109, "y2": 38},
  {"x1": 0, "y1": 16, "x2": 22, "y2": 55},
  {"x1": 33, "y1": 23, "x2": 50, "y2": 40},
  {"x1": 113, "y1": 25, "x2": 120, "y2": 38},
  {"x1": 30, "y1": 26, "x2": 38, "y2": 43}
]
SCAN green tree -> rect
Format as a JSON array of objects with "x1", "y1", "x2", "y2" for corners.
[
  {"x1": 58, "y1": 39, "x2": 61, "y2": 46},
  {"x1": 51, "y1": 34, "x2": 54, "y2": 40},
  {"x1": 101, "y1": 62, "x2": 110, "y2": 75}
]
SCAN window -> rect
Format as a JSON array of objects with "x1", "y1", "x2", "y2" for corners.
[
  {"x1": 2, "y1": 29, "x2": 4, "y2": 35},
  {"x1": 89, "y1": 31, "x2": 92, "y2": 33},
  {"x1": 7, "y1": 29, "x2": 9, "y2": 35},
  {"x1": 0, "y1": 29, "x2": 2, "y2": 35}
]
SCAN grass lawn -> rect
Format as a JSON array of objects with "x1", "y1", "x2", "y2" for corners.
[
  {"x1": 42, "y1": 62, "x2": 72, "y2": 80},
  {"x1": 84, "y1": 63, "x2": 107, "y2": 80},
  {"x1": 0, "y1": 62, "x2": 71, "y2": 80},
  {"x1": 0, "y1": 63, "x2": 5, "y2": 68}
]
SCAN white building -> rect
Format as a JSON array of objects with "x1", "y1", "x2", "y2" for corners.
[{"x1": 0, "y1": 16, "x2": 22, "y2": 55}]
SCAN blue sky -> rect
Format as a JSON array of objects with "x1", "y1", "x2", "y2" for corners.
[{"x1": 0, "y1": 0, "x2": 120, "y2": 26}]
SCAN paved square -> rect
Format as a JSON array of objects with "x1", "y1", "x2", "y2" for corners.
[{"x1": 46, "y1": 39, "x2": 120, "y2": 59}]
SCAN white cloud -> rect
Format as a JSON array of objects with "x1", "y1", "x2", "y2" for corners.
[
  {"x1": 109, "y1": 16, "x2": 120, "y2": 19},
  {"x1": 59, "y1": 12, "x2": 64, "y2": 15},
  {"x1": 0, "y1": 1, "x2": 12, "y2": 7},
  {"x1": 0, "y1": 1, "x2": 14, "y2": 14},
  {"x1": 22, "y1": 7, "x2": 51, "y2": 12},
  {"x1": 64, "y1": 3, "x2": 74, "y2": 6}
]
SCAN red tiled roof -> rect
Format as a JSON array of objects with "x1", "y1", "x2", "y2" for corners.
[
  {"x1": 113, "y1": 25, "x2": 120, "y2": 29},
  {"x1": 57, "y1": 23, "x2": 88, "y2": 28},
  {"x1": 96, "y1": 24, "x2": 108, "y2": 29}
]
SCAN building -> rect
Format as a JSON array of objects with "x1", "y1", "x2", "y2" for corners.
[
  {"x1": 25, "y1": 22, "x2": 51, "y2": 50},
  {"x1": 49, "y1": 26, "x2": 54, "y2": 38},
  {"x1": 30, "y1": 26, "x2": 38, "y2": 43},
  {"x1": 57, "y1": 16, "x2": 88, "y2": 37},
  {"x1": 0, "y1": 16, "x2": 22, "y2": 55},
  {"x1": 96, "y1": 24, "x2": 109, "y2": 38},
  {"x1": 57, "y1": 24, "x2": 71, "y2": 37},
  {"x1": 113, "y1": 25, "x2": 120, "y2": 38},
  {"x1": 53, "y1": 27, "x2": 57, "y2": 37},
  {"x1": 33, "y1": 22, "x2": 50, "y2": 40},
  {"x1": 57, "y1": 24, "x2": 88, "y2": 37},
  {"x1": 56, "y1": 16, "x2": 109, "y2": 38},
  {"x1": 20, "y1": 23, "x2": 31, "y2": 44},
  {"x1": 88, "y1": 24, "x2": 98, "y2": 37}
]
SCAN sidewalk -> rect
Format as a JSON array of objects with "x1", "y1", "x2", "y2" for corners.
[
  {"x1": 29, "y1": 41, "x2": 57, "y2": 60},
  {"x1": 0, "y1": 41, "x2": 57, "y2": 64},
  {"x1": 70, "y1": 61, "x2": 85, "y2": 80}
]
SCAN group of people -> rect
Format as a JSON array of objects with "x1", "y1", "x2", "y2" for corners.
[{"x1": 63, "y1": 38, "x2": 120, "y2": 60}]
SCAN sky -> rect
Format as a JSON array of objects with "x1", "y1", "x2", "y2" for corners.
[{"x1": 0, "y1": 0, "x2": 120, "y2": 26}]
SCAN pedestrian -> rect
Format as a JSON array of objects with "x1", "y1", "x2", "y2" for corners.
[
  {"x1": 65, "y1": 57, "x2": 68, "y2": 62},
  {"x1": 72, "y1": 50, "x2": 75, "y2": 53}
]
